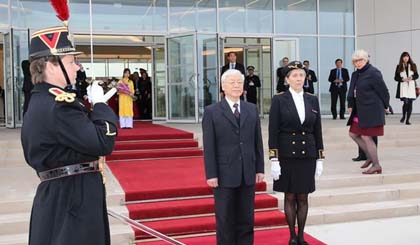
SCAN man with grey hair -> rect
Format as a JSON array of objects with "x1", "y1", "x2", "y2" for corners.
[{"x1": 202, "y1": 69, "x2": 264, "y2": 245}]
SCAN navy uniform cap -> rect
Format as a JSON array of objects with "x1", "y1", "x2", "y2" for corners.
[
  {"x1": 247, "y1": 66, "x2": 255, "y2": 70},
  {"x1": 29, "y1": 26, "x2": 82, "y2": 58},
  {"x1": 284, "y1": 61, "x2": 307, "y2": 75}
]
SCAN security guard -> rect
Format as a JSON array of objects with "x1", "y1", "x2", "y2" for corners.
[
  {"x1": 268, "y1": 61, "x2": 324, "y2": 245},
  {"x1": 21, "y1": 26, "x2": 117, "y2": 245},
  {"x1": 244, "y1": 65, "x2": 261, "y2": 104}
]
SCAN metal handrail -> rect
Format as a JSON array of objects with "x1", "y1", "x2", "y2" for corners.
[{"x1": 107, "y1": 209, "x2": 186, "y2": 245}]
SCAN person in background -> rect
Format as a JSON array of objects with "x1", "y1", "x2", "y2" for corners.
[
  {"x1": 22, "y1": 60, "x2": 33, "y2": 115},
  {"x1": 276, "y1": 57, "x2": 289, "y2": 93},
  {"x1": 220, "y1": 52, "x2": 245, "y2": 98},
  {"x1": 394, "y1": 51, "x2": 418, "y2": 125},
  {"x1": 328, "y1": 59, "x2": 350, "y2": 119},
  {"x1": 139, "y1": 69, "x2": 152, "y2": 119},
  {"x1": 347, "y1": 50, "x2": 390, "y2": 175},
  {"x1": 118, "y1": 68, "x2": 134, "y2": 129},
  {"x1": 244, "y1": 66, "x2": 261, "y2": 105},
  {"x1": 302, "y1": 60, "x2": 318, "y2": 94}
]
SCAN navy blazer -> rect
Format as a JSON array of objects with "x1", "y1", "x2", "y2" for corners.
[
  {"x1": 328, "y1": 68, "x2": 350, "y2": 92},
  {"x1": 268, "y1": 90, "x2": 324, "y2": 159},
  {"x1": 202, "y1": 99, "x2": 264, "y2": 188},
  {"x1": 347, "y1": 64, "x2": 390, "y2": 128}
]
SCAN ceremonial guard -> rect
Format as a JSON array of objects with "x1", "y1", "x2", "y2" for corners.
[
  {"x1": 20, "y1": 3, "x2": 118, "y2": 244},
  {"x1": 268, "y1": 61, "x2": 324, "y2": 245}
]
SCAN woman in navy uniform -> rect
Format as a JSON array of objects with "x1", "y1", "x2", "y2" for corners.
[
  {"x1": 268, "y1": 61, "x2": 324, "y2": 245},
  {"x1": 21, "y1": 26, "x2": 117, "y2": 245}
]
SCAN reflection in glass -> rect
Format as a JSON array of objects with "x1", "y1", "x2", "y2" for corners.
[
  {"x1": 275, "y1": 0, "x2": 316, "y2": 34},
  {"x1": 167, "y1": 35, "x2": 196, "y2": 121},
  {"x1": 153, "y1": 47, "x2": 166, "y2": 118},
  {"x1": 197, "y1": 35, "x2": 218, "y2": 117},
  {"x1": 319, "y1": 37, "x2": 354, "y2": 114},
  {"x1": 0, "y1": 0, "x2": 8, "y2": 28},
  {"x1": 170, "y1": 0, "x2": 216, "y2": 32},
  {"x1": 219, "y1": 0, "x2": 272, "y2": 33},
  {"x1": 320, "y1": 0, "x2": 354, "y2": 35}
]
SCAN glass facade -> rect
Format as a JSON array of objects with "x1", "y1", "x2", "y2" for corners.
[{"x1": 1, "y1": 0, "x2": 355, "y2": 125}]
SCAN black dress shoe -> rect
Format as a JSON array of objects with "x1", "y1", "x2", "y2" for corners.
[
  {"x1": 400, "y1": 117, "x2": 405, "y2": 123},
  {"x1": 352, "y1": 156, "x2": 367, "y2": 161},
  {"x1": 340, "y1": 116, "x2": 346, "y2": 119},
  {"x1": 289, "y1": 238, "x2": 298, "y2": 245},
  {"x1": 298, "y1": 241, "x2": 308, "y2": 245},
  {"x1": 406, "y1": 121, "x2": 411, "y2": 125}
]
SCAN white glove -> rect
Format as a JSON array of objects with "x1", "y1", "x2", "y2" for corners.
[
  {"x1": 88, "y1": 81, "x2": 117, "y2": 105},
  {"x1": 271, "y1": 158, "x2": 281, "y2": 181},
  {"x1": 316, "y1": 159, "x2": 323, "y2": 177}
]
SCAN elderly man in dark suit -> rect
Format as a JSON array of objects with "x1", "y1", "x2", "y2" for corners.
[
  {"x1": 328, "y1": 58, "x2": 350, "y2": 119},
  {"x1": 220, "y1": 52, "x2": 246, "y2": 97},
  {"x1": 202, "y1": 69, "x2": 264, "y2": 245},
  {"x1": 303, "y1": 60, "x2": 318, "y2": 94}
]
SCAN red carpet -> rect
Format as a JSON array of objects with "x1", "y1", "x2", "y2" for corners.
[
  {"x1": 107, "y1": 122, "x2": 325, "y2": 244},
  {"x1": 140, "y1": 228, "x2": 326, "y2": 245},
  {"x1": 107, "y1": 157, "x2": 266, "y2": 201},
  {"x1": 128, "y1": 194, "x2": 278, "y2": 220},
  {"x1": 114, "y1": 139, "x2": 198, "y2": 151},
  {"x1": 136, "y1": 210, "x2": 286, "y2": 239}
]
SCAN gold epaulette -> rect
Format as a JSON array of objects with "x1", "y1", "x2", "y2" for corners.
[
  {"x1": 276, "y1": 92, "x2": 285, "y2": 95},
  {"x1": 48, "y1": 88, "x2": 76, "y2": 103},
  {"x1": 305, "y1": 92, "x2": 316, "y2": 96}
]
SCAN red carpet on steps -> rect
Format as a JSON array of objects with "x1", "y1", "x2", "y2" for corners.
[
  {"x1": 107, "y1": 157, "x2": 266, "y2": 201},
  {"x1": 136, "y1": 210, "x2": 286, "y2": 239},
  {"x1": 107, "y1": 122, "x2": 326, "y2": 244},
  {"x1": 116, "y1": 122, "x2": 193, "y2": 141},
  {"x1": 128, "y1": 194, "x2": 278, "y2": 220},
  {"x1": 139, "y1": 228, "x2": 326, "y2": 245}
]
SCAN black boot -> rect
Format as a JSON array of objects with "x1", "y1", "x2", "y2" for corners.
[{"x1": 400, "y1": 104, "x2": 406, "y2": 123}]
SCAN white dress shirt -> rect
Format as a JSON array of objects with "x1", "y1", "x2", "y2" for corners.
[
  {"x1": 229, "y1": 63, "x2": 236, "y2": 70},
  {"x1": 225, "y1": 97, "x2": 240, "y2": 114},
  {"x1": 289, "y1": 88, "x2": 305, "y2": 124}
]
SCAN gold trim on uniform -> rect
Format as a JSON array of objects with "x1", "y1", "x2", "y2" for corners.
[
  {"x1": 98, "y1": 156, "x2": 106, "y2": 185},
  {"x1": 105, "y1": 121, "x2": 116, "y2": 136},
  {"x1": 48, "y1": 88, "x2": 76, "y2": 103},
  {"x1": 269, "y1": 149, "x2": 278, "y2": 159},
  {"x1": 318, "y1": 149, "x2": 325, "y2": 159}
]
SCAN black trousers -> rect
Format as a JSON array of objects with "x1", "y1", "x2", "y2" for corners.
[
  {"x1": 330, "y1": 88, "x2": 346, "y2": 118},
  {"x1": 358, "y1": 136, "x2": 378, "y2": 159},
  {"x1": 213, "y1": 184, "x2": 255, "y2": 245}
]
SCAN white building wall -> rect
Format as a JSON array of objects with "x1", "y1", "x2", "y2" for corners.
[{"x1": 356, "y1": 0, "x2": 420, "y2": 113}]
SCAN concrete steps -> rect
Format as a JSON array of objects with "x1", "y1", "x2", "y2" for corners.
[{"x1": 269, "y1": 172, "x2": 420, "y2": 226}]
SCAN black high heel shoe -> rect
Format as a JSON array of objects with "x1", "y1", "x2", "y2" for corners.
[{"x1": 298, "y1": 241, "x2": 309, "y2": 245}]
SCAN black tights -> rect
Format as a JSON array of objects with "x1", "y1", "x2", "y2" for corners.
[
  {"x1": 402, "y1": 99, "x2": 413, "y2": 123},
  {"x1": 284, "y1": 193, "x2": 309, "y2": 242}
]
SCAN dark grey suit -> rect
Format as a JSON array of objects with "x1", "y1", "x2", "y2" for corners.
[{"x1": 202, "y1": 99, "x2": 264, "y2": 245}]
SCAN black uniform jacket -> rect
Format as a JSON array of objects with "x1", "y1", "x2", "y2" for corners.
[
  {"x1": 21, "y1": 82, "x2": 118, "y2": 245},
  {"x1": 347, "y1": 64, "x2": 390, "y2": 128},
  {"x1": 268, "y1": 90, "x2": 324, "y2": 159},
  {"x1": 202, "y1": 99, "x2": 264, "y2": 188},
  {"x1": 328, "y1": 68, "x2": 350, "y2": 92}
]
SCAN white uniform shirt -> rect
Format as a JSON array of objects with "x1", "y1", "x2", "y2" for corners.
[{"x1": 289, "y1": 88, "x2": 305, "y2": 124}]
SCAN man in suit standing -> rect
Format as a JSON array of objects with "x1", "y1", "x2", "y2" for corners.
[
  {"x1": 276, "y1": 57, "x2": 289, "y2": 93},
  {"x1": 202, "y1": 69, "x2": 264, "y2": 245},
  {"x1": 303, "y1": 60, "x2": 318, "y2": 94},
  {"x1": 328, "y1": 58, "x2": 350, "y2": 119},
  {"x1": 220, "y1": 52, "x2": 245, "y2": 97}
]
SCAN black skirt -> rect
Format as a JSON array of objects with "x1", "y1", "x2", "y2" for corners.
[{"x1": 273, "y1": 158, "x2": 316, "y2": 194}]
